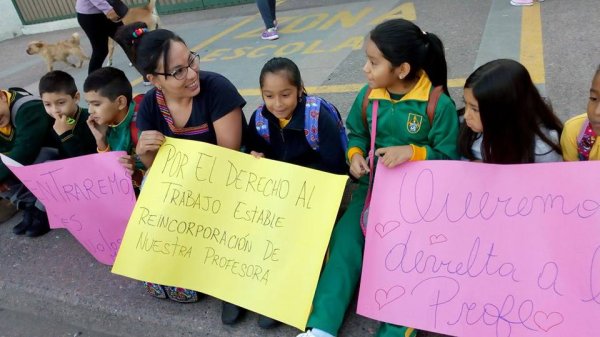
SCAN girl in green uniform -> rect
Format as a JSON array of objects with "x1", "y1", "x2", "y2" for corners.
[{"x1": 297, "y1": 18, "x2": 459, "y2": 337}]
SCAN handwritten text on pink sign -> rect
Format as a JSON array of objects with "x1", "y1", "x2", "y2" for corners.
[
  {"x1": 358, "y1": 161, "x2": 600, "y2": 337},
  {"x1": 2, "y1": 152, "x2": 135, "y2": 265}
]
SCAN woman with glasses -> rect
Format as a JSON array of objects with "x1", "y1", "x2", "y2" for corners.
[
  {"x1": 116, "y1": 23, "x2": 246, "y2": 324},
  {"x1": 117, "y1": 23, "x2": 245, "y2": 169}
]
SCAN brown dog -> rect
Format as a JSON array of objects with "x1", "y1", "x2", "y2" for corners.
[
  {"x1": 26, "y1": 32, "x2": 90, "y2": 72},
  {"x1": 107, "y1": 0, "x2": 160, "y2": 66}
]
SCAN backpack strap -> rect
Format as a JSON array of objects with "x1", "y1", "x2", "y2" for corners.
[
  {"x1": 577, "y1": 117, "x2": 591, "y2": 145},
  {"x1": 304, "y1": 96, "x2": 321, "y2": 151},
  {"x1": 130, "y1": 94, "x2": 144, "y2": 147},
  {"x1": 318, "y1": 97, "x2": 348, "y2": 153},
  {"x1": 304, "y1": 96, "x2": 349, "y2": 152},
  {"x1": 254, "y1": 105, "x2": 270, "y2": 143},
  {"x1": 426, "y1": 85, "x2": 443, "y2": 124},
  {"x1": 361, "y1": 88, "x2": 372, "y2": 129},
  {"x1": 360, "y1": 99, "x2": 379, "y2": 236},
  {"x1": 10, "y1": 89, "x2": 41, "y2": 126},
  {"x1": 8, "y1": 87, "x2": 34, "y2": 96},
  {"x1": 577, "y1": 118, "x2": 596, "y2": 161}
]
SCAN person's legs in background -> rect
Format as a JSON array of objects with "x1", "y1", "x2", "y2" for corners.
[
  {"x1": 77, "y1": 13, "x2": 122, "y2": 74},
  {"x1": 267, "y1": 0, "x2": 276, "y2": 28},
  {"x1": 256, "y1": 0, "x2": 278, "y2": 40}
]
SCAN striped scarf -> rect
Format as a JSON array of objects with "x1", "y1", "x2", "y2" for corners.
[{"x1": 155, "y1": 89, "x2": 209, "y2": 136}]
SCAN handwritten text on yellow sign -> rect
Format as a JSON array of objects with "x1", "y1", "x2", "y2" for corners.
[{"x1": 112, "y1": 138, "x2": 347, "y2": 330}]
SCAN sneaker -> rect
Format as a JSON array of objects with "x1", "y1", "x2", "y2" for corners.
[
  {"x1": 221, "y1": 302, "x2": 245, "y2": 325},
  {"x1": 12, "y1": 205, "x2": 33, "y2": 235},
  {"x1": 144, "y1": 282, "x2": 167, "y2": 299},
  {"x1": 260, "y1": 27, "x2": 279, "y2": 40},
  {"x1": 510, "y1": 0, "x2": 533, "y2": 6},
  {"x1": 297, "y1": 329, "x2": 335, "y2": 337},
  {"x1": 257, "y1": 314, "x2": 280, "y2": 329},
  {"x1": 296, "y1": 332, "x2": 317, "y2": 337},
  {"x1": 24, "y1": 207, "x2": 50, "y2": 237},
  {"x1": 164, "y1": 286, "x2": 199, "y2": 303}
]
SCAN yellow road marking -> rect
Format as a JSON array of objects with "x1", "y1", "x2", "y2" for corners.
[
  {"x1": 130, "y1": 15, "x2": 258, "y2": 86},
  {"x1": 132, "y1": 0, "x2": 469, "y2": 97},
  {"x1": 131, "y1": 0, "x2": 289, "y2": 86},
  {"x1": 447, "y1": 77, "x2": 467, "y2": 88},
  {"x1": 240, "y1": 0, "x2": 546, "y2": 97},
  {"x1": 239, "y1": 78, "x2": 467, "y2": 96},
  {"x1": 188, "y1": 17, "x2": 256, "y2": 52},
  {"x1": 520, "y1": 4, "x2": 545, "y2": 84}
]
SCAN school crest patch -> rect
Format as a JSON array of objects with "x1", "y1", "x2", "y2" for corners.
[{"x1": 406, "y1": 113, "x2": 423, "y2": 134}]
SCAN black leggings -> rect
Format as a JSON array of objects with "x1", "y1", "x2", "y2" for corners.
[
  {"x1": 77, "y1": 12, "x2": 122, "y2": 74},
  {"x1": 256, "y1": 0, "x2": 276, "y2": 29}
]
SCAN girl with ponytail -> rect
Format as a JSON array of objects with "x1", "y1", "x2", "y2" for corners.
[
  {"x1": 115, "y1": 23, "x2": 247, "y2": 325},
  {"x1": 297, "y1": 19, "x2": 459, "y2": 337}
]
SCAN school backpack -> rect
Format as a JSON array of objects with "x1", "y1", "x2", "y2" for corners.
[
  {"x1": 254, "y1": 95, "x2": 348, "y2": 152},
  {"x1": 8, "y1": 87, "x2": 42, "y2": 126}
]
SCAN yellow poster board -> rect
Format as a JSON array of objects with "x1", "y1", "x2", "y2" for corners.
[{"x1": 112, "y1": 137, "x2": 347, "y2": 330}]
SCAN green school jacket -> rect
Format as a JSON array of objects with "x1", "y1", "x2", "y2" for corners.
[
  {"x1": 346, "y1": 73, "x2": 459, "y2": 161},
  {"x1": 0, "y1": 91, "x2": 53, "y2": 181},
  {"x1": 106, "y1": 101, "x2": 144, "y2": 170}
]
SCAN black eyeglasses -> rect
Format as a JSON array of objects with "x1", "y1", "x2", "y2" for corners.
[{"x1": 154, "y1": 52, "x2": 200, "y2": 80}]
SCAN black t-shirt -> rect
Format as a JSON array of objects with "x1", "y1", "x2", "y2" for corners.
[{"x1": 136, "y1": 71, "x2": 246, "y2": 144}]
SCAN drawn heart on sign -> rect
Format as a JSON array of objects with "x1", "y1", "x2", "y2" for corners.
[
  {"x1": 375, "y1": 221, "x2": 401, "y2": 238},
  {"x1": 429, "y1": 234, "x2": 448, "y2": 245},
  {"x1": 375, "y1": 285, "x2": 405, "y2": 310},
  {"x1": 534, "y1": 311, "x2": 564, "y2": 332}
]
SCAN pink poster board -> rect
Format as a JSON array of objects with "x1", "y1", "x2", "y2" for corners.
[
  {"x1": 1, "y1": 152, "x2": 135, "y2": 265},
  {"x1": 358, "y1": 160, "x2": 600, "y2": 337}
]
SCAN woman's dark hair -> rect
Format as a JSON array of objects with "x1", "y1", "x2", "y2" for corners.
[
  {"x1": 459, "y1": 59, "x2": 563, "y2": 164},
  {"x1": 369, "y1": 19, "x2": 449, "y2": 94},
  {"x1": 259, "y1": 57, "x2": 307, "y2": 96},
  {"x1": 116, "y1": 22, "x2": 186, "y2": 77}
]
